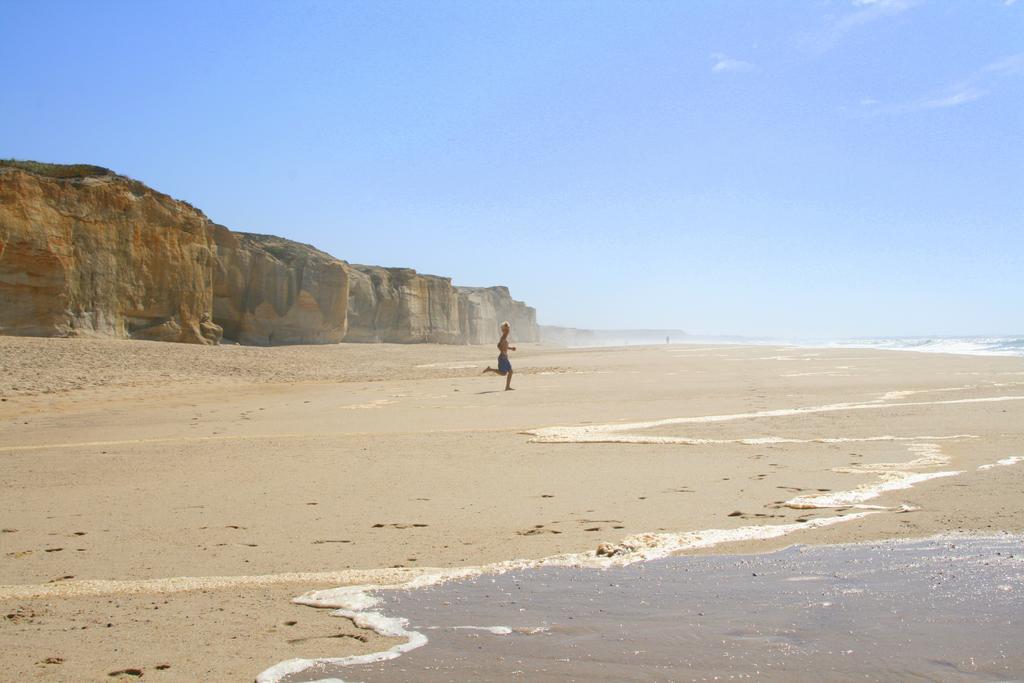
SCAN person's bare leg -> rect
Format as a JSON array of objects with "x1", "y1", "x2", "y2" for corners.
[
  {"x1": 483, "y1": 367, "x2": 500, "y2": 374},
  {"x1": 505, "y1": 369, "x2": 513, "y2": 391}
]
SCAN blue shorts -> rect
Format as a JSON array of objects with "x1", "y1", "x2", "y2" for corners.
[{"x1": 497, "y1": 354, "x2": 512, "y2": 373}]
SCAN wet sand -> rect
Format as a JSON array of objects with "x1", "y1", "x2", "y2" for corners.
[
  {"x1": 296, "y1": 535, "x2": 1024, "y2": 682},
  {"x1": 1, "y1": 337, "x2": 1022, "y2": 680}
]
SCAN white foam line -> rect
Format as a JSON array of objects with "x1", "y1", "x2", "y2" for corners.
[
  {"x1": 0, "y1": 569, "x2": 435, "y2": 601},
  {"x1": 831, "y1": 443, "x2": 951, "y2": 472},
  {"x1": 785, "y1": 442, "x2": 960, "y2": 509},
  {"x1": 978, "y1": 456, "x2": 1024, "y2": 470},
  {"x1": 0, "y1": 433, "x2": 344, "y2": 453},
  {"x1": 526, "y1": 396, "x2": 1024, "y2": 443},
  {"x1": 414, "y1": 362, "x2": 479, "y2": 369},
  {"x1": 0, "y1": 513, "x2": 876, "y2": 605},
  {"x1": 879, "y1": 387, "x2": 971, "y2": 401},
  {"x1": 785, "y1": 471, "x2": 962, "y2": 509},
  {"x1": 256, "y1": 609, "x2": 428, "y2": 683},
  {"x1": 786, "y1": 445, "x2": 1022, "y2": 510},
  {"x1": 253, "y1": 512, "x2": 878, "y2": 682},
  {"x1": 0, "y1": 426, "x2": 515, "y2": 453},
  {"x1": 442, "y1": 625, "x2": 514, "y2": 635},
  {"x1": 529, "y1": 433, "x2": 977, "y2": 446}
]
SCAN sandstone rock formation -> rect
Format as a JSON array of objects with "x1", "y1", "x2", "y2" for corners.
[
  {"x1": 345, "y1": 265, "x2": 462, "y2": 344},
  {"x1": 213, "y1": 229, "x2": 349, "y2": 345},
  {"x1": 456, "y1": 286, "x2": 538, "y2": 345},
  {"x1": 0, "y1": 164, "x2": 222, "y2": 344},
  {"x1": 0, "y1": 161, "x2": 539, "y2": 346}
]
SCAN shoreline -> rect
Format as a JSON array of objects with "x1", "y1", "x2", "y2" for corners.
[{"x1": 272, "y1": 533, "x2": 1024, "y2": 682}]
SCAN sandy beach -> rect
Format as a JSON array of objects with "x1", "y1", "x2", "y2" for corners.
[{"x1": 2, "y1": 338, "x2": 1023, "y2": 681}]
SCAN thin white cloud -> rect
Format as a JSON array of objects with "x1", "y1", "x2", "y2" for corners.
[
  {"x1": 982, "y1": 52, "x2": 1024, "y2": 75},
  {"x1": 856, "y1": 52, "x2": 1023, "y2": 115},
  {"x1": 710, "y1": 53, "x2": 755, "y2": 73},
  {"x1": 803, "y1": 0, "x2": 923, "y2": 54},
  {"x1": 913, "y1": 87, "x2": 987, "y2": 110}
]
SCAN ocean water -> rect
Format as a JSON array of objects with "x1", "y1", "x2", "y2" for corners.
[
  {"x1": 277, "y1": 536, "x2": 1024, "y2": 683},
  {"x1": 824, "y1": 336, "x2": 1024, "y2": 358},
  {"x1": 600, "y1": 334, "x2": 1024, "y2": 357}
]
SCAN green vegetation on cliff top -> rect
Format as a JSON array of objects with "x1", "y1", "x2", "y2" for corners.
[{"x1": 0, "y1": 159, "x2": 116, "y2": 178}]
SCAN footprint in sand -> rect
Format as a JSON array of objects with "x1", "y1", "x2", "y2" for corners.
[
  {"x1": 517, "y1": 525, "x2": 561, "y2": 536},
  {"x1": 371, "y1": 523, "x2": 429, "y2": 529},
  {"x1": 578, "y1": 518, "x2": 626, "y2": 531},
  {"x1": 729, "y1": 511, "x2": 785, "y2": 519}
]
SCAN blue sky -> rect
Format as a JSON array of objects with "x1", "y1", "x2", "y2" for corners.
[{"x1": 2, "y1": 0, "x2": 1021, "y2": 337}]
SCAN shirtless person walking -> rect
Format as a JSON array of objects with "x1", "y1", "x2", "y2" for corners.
[{"x1": 482, "y1": 321, "x2": 516, "y2": 391}]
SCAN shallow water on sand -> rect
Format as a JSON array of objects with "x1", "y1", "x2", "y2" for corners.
[{"x1": 288, "y1": 536, "x2": 1024, "y2": 682}]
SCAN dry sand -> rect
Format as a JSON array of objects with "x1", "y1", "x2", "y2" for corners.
[{"x1": 1, "y1": 337, "x2": 1022, "y2": 680}]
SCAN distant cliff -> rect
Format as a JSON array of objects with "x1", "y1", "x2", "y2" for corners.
[
  {"x1": 345, "y1": 265, "x2": 462, "y2": 344},
  {"x1": 213, "y1": 230, "x2": 350, "y2": 346},
  {"x1": 0, "y1": 161, "x2": 538, "y2": 346},
  {"x1": 457, "y1": 286, "x2": 538, "y2": 345}
]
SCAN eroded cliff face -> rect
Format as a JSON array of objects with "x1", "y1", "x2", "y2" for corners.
[
  {"x1": 456, "y1": 286, "x2": 539, "y2": 345},
  {"x1": 342, "y1": 270, "x2": 539, "y2": 345},
  {"x1": 0, "y1": 162, "x2": 539, "y2": 346},
  {"x1": 0, "y1": 167, "x2": 222, "y2": 344},
  {"x1": 213, "y1": 230, "x2": 349, "y2": 345},
  {"x1": 344, "y1": 265, "x2": 461, "y2": 344}
]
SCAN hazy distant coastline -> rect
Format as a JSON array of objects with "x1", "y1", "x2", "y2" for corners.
[
  {"x1": 540, "y1": 325, "x2": 688, "y2": 347},
  {"x1": 541, "y1": 326, "x2": 1024, "y2": 358}
]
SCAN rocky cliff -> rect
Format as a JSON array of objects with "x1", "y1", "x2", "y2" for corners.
[
  {"x1": 0, "y1": 163, "x2": 222, "y2": 344},
  {"x1": 0, "y1": 161, "x2": 538, "y2": 346},
  {"x1": 345, "y1": 265, "x2": 462, "y2": 344},
  {"x1": 213, "y1": 230, "x2": 349, "y2": 345},
  {"x1": 456, "y1": 286, "x2": 538, "y2": 345}
]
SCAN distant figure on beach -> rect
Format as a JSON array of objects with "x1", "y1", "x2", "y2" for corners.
[{"x1": 482, "y1": 321, "x2": 516, "y2": 391}]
